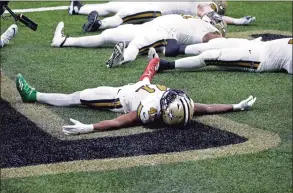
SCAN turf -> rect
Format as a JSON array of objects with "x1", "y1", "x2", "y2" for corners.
[{"x1": 1, "y1": 1, "x2": 292, "y2": 193}]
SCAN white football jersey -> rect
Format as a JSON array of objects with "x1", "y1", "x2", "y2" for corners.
[
  {"x1": 145, "y1": 14, "x2": 220, "y2": 45},
  {"x1": 155, "y1": 2, "x2": 200, "y2": 15},
  {"x1": 117, "y1": 81, "x2": 170, "y2": 124},
  {"x1": 259, "y1": 38, "x2": 292, "y2": 74}
]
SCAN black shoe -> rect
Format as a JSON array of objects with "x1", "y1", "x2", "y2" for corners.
[
  {"x1": 68, "y1": 1, "x2": 83, "y2": 15},
  {"x1": 82, "y1": 11, "x2": 102, "y2": 32}
]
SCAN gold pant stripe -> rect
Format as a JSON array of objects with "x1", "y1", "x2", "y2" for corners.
[
  {"x1": 205, "y1": 60, "x2": 260, "y2": 69},
  {"x1": 123, "y1": 12, "x2": 162, "y2": 23},
  {"x1": 139, "y1": 40, "x2": 167, "y2": 54},
  {"x1": 81, "y1": 99, "x2": 122, "y2": 109}
]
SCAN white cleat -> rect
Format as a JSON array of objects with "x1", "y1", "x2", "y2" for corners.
[
  {"x1": 106, "y1": 41, "x2": 125, "y2": 68},
  {"x1": 1, "y1": 24, "x2": 18, "y2": 47},
  {"x1": 68, "y1": 0, "x2": 83, "y2": 15},
  {"x1": 51, "y1": 22, "x2": 67, "y2": 47},
  {"x1": 148, "y1": 47, "x2": 159, "y2": 61}
]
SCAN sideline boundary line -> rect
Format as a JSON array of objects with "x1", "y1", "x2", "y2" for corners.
[{"x1": 4, "y1": 6, "x2": 68, "y2": 14}]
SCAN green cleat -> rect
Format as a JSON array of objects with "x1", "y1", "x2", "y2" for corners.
[{"x1": 16, "y1": 74, "x2": 37, "y2": 103}]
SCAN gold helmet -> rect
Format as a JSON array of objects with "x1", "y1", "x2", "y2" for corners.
[
  {"x1": 211, "y1": 0, "x2": 228, "y2": 15},
  {"x1": 202, "y1": 11, "x2": 227, "y2": 37},
  {"x1": 160, "y1": 90, "x2": 194, "y2": 126}
]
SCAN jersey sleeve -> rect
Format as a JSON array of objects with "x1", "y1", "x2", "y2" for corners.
[{"x1": 136, "y1": 101, "x2": 160, "y2": 124}]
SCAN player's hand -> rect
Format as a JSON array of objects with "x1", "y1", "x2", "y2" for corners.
[
  {"x1": 62, "y1": 118, "x2": 94, "y2": 135},
  {"x1": 233, "y1": 95, "x2": 256, "y2": 111},
  {"x1": 236, "y1": 16, "x2": 256, "y2": 25}
]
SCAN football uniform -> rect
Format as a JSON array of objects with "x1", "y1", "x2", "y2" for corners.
[
  {"x1": 257, "y1": 38, "x2": 292, "y2": 73},
  {"x1": 122, "y1": 14, "x2": 220, "y2": 63},
  {"x1": 96, "y1": 2, "x2": 213, "y2": 30},
  {"x1": 180, "y1": 38, "x2": 292, "y2": 74},
  {"x1": 79, "y1": 81, "x2": 169, "y2": 124}
]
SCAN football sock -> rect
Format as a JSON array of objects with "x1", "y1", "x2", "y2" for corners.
[
  {"x1": 37, "y1": 92, "x2": 81, "y2": 106},
  {"x1": 99, "y1": 15, "x2": 123, "y2": 30},
  {"x1": 64, "y1": 35, "x2": 104, "y2": 47},
  {"x1": 140, "y1": 58, "x2": 159, "y2": 82},
  {"x1": 174, "y1": 56, "x2": 206, "y2": 69},
  {"x1": 158, "y1": 59, "x2": 175, "y2": 71}
]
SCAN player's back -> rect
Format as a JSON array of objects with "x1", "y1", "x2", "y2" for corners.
[
  {"x1": 155, "y1": 2, "x2": 200, "y2": 15},
  {"x1": 176, "y1": 18, "x2": 220, "y2": 44}
]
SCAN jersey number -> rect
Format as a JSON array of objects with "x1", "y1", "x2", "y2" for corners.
[
  {"x1": 135, "y1": 84, "x2": 167, "y2": 93},
  {"x1": 148, "y1": 107, "x2": 157, "y2": 117}
]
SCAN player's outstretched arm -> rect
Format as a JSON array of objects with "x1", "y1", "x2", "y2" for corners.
[
  {"x1": 62, "y1": 111, "x2": 139, "y2": 135},
  {"x1": 222, "y1": 15, "x2": 256, "y2": 25},
  {"x1": 193, "y1": 95, "x2": 256, "y2": 115}
]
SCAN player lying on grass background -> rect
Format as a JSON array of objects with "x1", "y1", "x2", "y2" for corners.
[
  {"x1": 51, "y1": 14, "x2": 223, "y2": 67},
  {"x1": 153, "y1": 38, "x2": 292, "y2": 74},
  {"x1": 68, "y1": 1, "x2": 255, "y2": 32},
  {"x1": 16, "y1": 48, "x2": 256, "y2": 135}
]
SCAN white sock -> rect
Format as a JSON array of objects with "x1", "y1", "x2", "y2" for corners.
[
  {"x1": 37, "y1": 91, "x2": 81, "y2": 106},
  {"x1": 79, "y1": 4, "x2": 112, "y2": 16},
  {"x1": 175, "y1": 56, "x2": 206, "y2": 69},
  {"x1": 99, "y1": 15, "x2": 123, "y2": 30},
  {"x1": 64, "y1": 35, "x2": 104, "y2": 47}
]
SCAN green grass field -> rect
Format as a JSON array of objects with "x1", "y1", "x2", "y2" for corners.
[{"x1": 1, "y1": 1, "x2": 292, "y2": 193}]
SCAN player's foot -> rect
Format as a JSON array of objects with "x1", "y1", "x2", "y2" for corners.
[
  {"x1": 51, "y1": 22, "x2": 68, "y2": 47},
  {"x1": 106, "y1": 41, "x2": 125, "y2": 68},
  {"x1": 82, "y1": 11, "x2": 102, "y2": 32},
  {"x1": 148, "y1": 48, "x2": 160, "y2": 72},
  {"x1": 68, "y1": 0, "x2": 83, "y2": 15},
  {"x1": 148, "y1": 47, "x2": 159, "y2": 61},
  {"x1": 16, "y1": 74, "x2": 37, "y2": 103},
  {"x1": 1, "y1": 24, "x2": 18, "y2": 47}
]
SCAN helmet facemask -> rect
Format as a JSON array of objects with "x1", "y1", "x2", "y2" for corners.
[{"x1": 160, "y1": 90, "x2": 194, "y2": 126}]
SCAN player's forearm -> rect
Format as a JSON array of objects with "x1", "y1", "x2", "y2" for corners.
[
  {"x1": 93, "y1": 120, "x2": 123, "y2": 131},
  {"x1": 93, "y1": 111, "x2": 138, "y2": 131},
  {"x1": 194, "y1": 103, "x2": 233, "y2": 114},
  {"x1": 222, "y1": 16, "x2": 236, "y2": 24}
]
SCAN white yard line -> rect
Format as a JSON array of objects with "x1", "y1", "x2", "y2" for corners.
[{"x1": 4, "y1": 6, "x2": 68, "y2": 13}]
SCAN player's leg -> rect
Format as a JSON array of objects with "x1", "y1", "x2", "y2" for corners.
[
  {"x1": 79, "y1": 87, "x2": 124, "y2": 113},
  {"x1": 16, "y1": 74, "x2": 81, "y2": 106},
  {"x1": 51, "y1": 22, "x2": 105, "y2": 48},
  {"x1": 106, "y1": 27, "x2": 168, "y2": 68},
  {"x1": 90, "y1": 4, "x2": 161, "y2": 31},
  {"x1": 0, "y1": 24, "x2": 18, "y2": 48},
  {"x1": 16, "y1": 74, "x2": 124, "y2": 112},
  {"x1": 69, "y1": 1, "x2": 123, "y2": 16},
  {"x1": 52, "y1": 22, "x2": 137, "y2": 48},
  {"x1": 158, "y1": 46, "x2": 262, "y2": 71},
  {"x1": 79, "y1": 2, "x2": 119, "y2": 16},
  {"x1": 139, "y1": 48, "x2": 160, "y2": 83}
]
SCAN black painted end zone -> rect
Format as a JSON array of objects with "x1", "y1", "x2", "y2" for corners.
[
  {"x1": 0, "y1": 100, "x2": 247, "y2": 168},
  {"x1": 251, "y1": 34, "x2": 291, "y2": 41}
]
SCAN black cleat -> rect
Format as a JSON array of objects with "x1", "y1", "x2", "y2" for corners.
[{"x1": 82, "y1": 11, "x2": 102, "y2": 32}]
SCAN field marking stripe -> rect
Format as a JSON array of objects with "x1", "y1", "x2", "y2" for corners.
[
  {"x1": 1, "y1": 115, "x2": 280, "y2": 179},
  {"x1": 4, "y1": 6, "x2": 68, "y2": 14}
]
